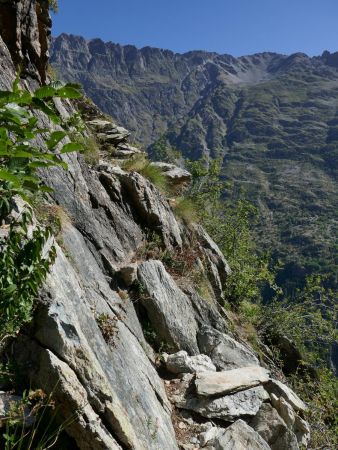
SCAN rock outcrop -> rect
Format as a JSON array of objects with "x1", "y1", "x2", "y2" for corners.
[
  {"x1": 0, "y1": 2, "x2": 311, "y2": 449},
  {"x1": 199, "y1": 420, "x2": 271, "y2": 450}
]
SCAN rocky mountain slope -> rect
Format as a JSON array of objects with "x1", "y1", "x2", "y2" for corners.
[
  {"x1": 0, "y1": 2, "x2": 313, "y2": 449},
  {"x1": 51, "y1": 34, "x2": 338, "y2": 289}
]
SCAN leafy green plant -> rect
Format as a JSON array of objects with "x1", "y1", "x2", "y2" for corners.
[
  {"x1": 290, "y1": 368, "x2": 338, "y2": 449},
  {"x1": 148, "y1": 135, "x2": 180, "y2": 163},
  {"x1": 95, "y1": 313, "x2": 119, "y2": 346},
  {"x1": 0, "y1": 78, "x2": 83, "y2": 343},
  {"x1": 0, "y1": 210, "x2": 56, "y2": 343},
  {"x1": 0, "y1": 78, "x2": 83, "y2": 214}
]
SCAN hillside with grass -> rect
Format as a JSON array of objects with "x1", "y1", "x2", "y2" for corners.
[{"x1": 51, "y1": 35, "x2": 338, "y2": 292}]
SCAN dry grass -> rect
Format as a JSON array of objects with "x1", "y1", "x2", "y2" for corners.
[{"x1": 123, "y1": 154, "x2": 168, "y2": 192}]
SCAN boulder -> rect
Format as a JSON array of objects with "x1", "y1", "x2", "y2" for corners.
[
  {"x1": 270, "y1": 394, "x2": 310, "y2": 447},
  {"x1": 270, "y1": 393, "x2": 295, "y2": 427},
  {"x1": 87, "y1": 118, "x2": 113, "y2": 131},
  {"x1": 179, "y1": 386, "x2": 269, "y2": 421},
  {"x1": 138, "y1": 260, "x2": 199, "y2": 354},
  {"x1": 294, "y1": 415, "x2": 311, "y2": 447},
  {"x1": 265, "y1": 379, "x2": 307, "y2": 412},
  {"x1": 116, "y1": 170, "x2": 183, "y2": 248},
  {"x1": 163, "y1": 351, "x2": 216, "y2": 374},
  {"x1": 198, "y1": 326, "x2": 259, "y2": 370},
  {"x1": 151, "y1": 162, "x2": 192, "y2": 185},
  {"x1": 195, "y1": 366, "x2": 270, "y2": 397},
  {"x1": 250, "y1": 403, "x2": 299, "y2": 450},
  {"x1": 199, "y1": 420, "x2": 271, "y2": 450}
]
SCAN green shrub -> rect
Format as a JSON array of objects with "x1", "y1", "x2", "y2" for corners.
[
  {"x1": 0, "y1": 211, "x2": 56, "y2": 342},
  {"x1": 290, "y1": 368, "x2": 338, "y2": 449},
  {"x1": 0, "y1": 78, "x2": 83, "y2": 213},
  {"x1": 172, "y1": 196, "x2": 198, "y2": 224},
  {"x1": 260, "y1": 275, "x2": 337, "y2": 366},
  {"x1": 184, "y1": 158, "x2": 275, "y2": 305},
  {"x1": 0, "y1": 78, "x2": 83, "y2": 343},
  {"x1": 148, "y1": 135, "x2": 180, "y2": 163}
]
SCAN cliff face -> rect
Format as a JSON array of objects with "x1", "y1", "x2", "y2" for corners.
[
  {"x1": 0, "y1": 3, "x2": 310, "y2": 449},
  {"x1": 51, "y1": 34, "x2": 338, "y2": 292}
]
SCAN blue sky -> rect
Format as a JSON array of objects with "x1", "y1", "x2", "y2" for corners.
[{"x1": 52, "y1": 0, "x2": 338, "y2": 56}]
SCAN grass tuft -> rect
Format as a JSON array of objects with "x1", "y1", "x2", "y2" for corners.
[
  {"x1": 123, "y1": 155, "x2": 168, "y2": 192},
  {"x1": 173, "y1": 197, "x2": 198, "y2": 224}
]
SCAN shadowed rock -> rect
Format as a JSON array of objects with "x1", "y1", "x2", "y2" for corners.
[{"x1": 198, "y1": 326, "x2": 259, "y2": 369}]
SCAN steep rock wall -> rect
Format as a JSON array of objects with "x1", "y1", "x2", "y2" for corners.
[{"x1": 0, "y1": 2, "x2": 310, "y2": 449}]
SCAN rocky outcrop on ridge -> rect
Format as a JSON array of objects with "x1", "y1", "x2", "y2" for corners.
[{"x1": 0, "y1": 2, "x2": 310, "y2": 449}]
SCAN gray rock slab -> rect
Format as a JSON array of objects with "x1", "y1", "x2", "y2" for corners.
[
  {"x1": 138, "y1": 260, "x2": 199, "y2": 354},
  {"x1": 117, "y1": 170, "x2": 183, "y2": 248},
  {"x1": 195, "y1": 366, "x2": 270, "y2": 396},
  {"x1": 198, "y1": 326, "x2": 259, "y2": 370},
  {"x1": 265, "y1": 379, "x2": 307, "y2": 412},
  {"x1": 250, "y1": 403, "x2": 299, "y2": 450},
  {"x1": 15, "y1": 247, "x2": 179, "y2": 450},
  {"x1": 180, "y1": 386, "x2": 269, "y2": 421}
]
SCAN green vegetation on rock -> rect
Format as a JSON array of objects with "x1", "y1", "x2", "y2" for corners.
[{"x1": 0, "y1": 79, "x2": 82, "y2": 345}]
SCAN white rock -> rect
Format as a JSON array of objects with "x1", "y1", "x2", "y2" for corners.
[
  {"x1": 199, "y1": 427, "x2": 220, "y2": 446},
  {"x1": 178, "y1": 421, "x2": 187, "y2": 430},
  {"x1": 151, "y1": 162, "x2": 192, "y2": 185},
  {"x1": 163, "y1": 351, "x2": 216, "y2": 374},
  {"x1": 87, "y1": 118, "x2": 112, "y2": 130},
  {"x1": 195, "y1": 366, "x2": 270, "y2": 397}
]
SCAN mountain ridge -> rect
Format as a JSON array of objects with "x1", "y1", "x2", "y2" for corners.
[
  {"x1": 51, "y1": 33, "x2": 338, "y2": 289},
  {"x1": 53, "y1": 32, "x2": 338, "y2": 61}
]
